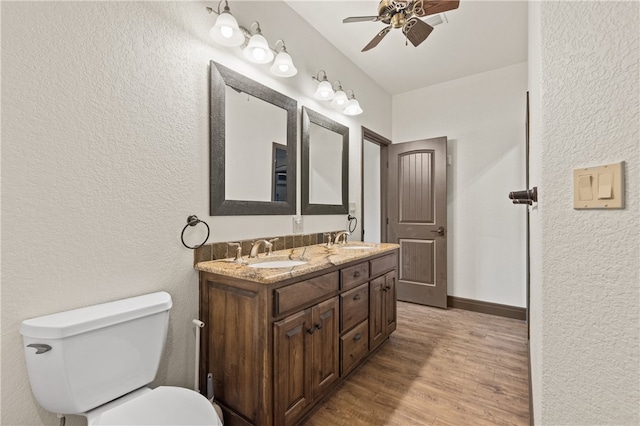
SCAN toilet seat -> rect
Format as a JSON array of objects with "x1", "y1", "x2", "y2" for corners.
[{"x1": 87, "y1": 386, "x2": 223, "y2": 426}]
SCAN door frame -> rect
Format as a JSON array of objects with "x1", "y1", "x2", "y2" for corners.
[{"x1": 361, "y1": 127, "x2": 391, "y2": 242}]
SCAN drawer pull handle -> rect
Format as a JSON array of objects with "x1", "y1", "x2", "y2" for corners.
[
  {"x1": 307, "y1": 327, "x2": 315, "y2": 335},
  {"x1": 353, "y1": 333, "x2": 362, "y2": 342},
  {"x1": 353, "y1": 294, "x2": 361, "y2": 301},
  {"x1": 353, "y1": 271, "x2": 361, "y2": 278},
  {"x1": 315, "y1": 323, "x2": 323, "y2": 330}
]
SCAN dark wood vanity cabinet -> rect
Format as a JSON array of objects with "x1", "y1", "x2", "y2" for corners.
[
  {"x1": 198, "y1": 249, "x2": 398, "y2": 426},
  {"x1": 370, "y1": 270, "x2": 397, "y2": 351},
  {"x1": 274, "y1": 296, "x2": 339, "y2": 426}
]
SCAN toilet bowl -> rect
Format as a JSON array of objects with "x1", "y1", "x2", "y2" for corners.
[
  {"x1": 86, "y1": 386, "x2": 221, "y2": 425},
  {"x1": 20, "y1": 291, "x2": 222, "y2": 426}
]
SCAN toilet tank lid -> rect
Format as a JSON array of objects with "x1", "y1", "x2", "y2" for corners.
[{"x1": 20, "y1": 292, "x2": 172, "y2": 340}]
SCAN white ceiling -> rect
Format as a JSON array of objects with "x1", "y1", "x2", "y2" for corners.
[{"x1": 285, "y1": 0, "x2": 528, "y2": 94}]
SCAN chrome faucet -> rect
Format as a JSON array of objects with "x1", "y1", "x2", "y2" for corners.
[
  {"x1": 334, "y1": 231, "x2": 350, "y2": 245},
  {"x1": 249, "y1": 240, "x2": 273, "y2": 258},
  {"x1": 227, "y1": 242, "x2": 244, "y2": 264},
  {"x1": 324, "y1": 232, "x2": 334, "y2": 247}
]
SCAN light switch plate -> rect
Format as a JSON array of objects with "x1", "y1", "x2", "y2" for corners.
[
  {"x1": 573, "y1": 162, "x2": 624, "y2": 209},
  {"x1": 292, "y1": 215, "x2": 303, "y2": 234}
]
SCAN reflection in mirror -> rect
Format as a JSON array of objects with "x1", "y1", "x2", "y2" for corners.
[
  {"x1": 210, "y1": 61, "x2": 297, "y2": 215},
  {"x1": 225, "y1": 86, "x2": 287, "y2": 202},
  {"x1": 309, "y1": 123, "x2": 343, "y2": 205},
  {"x1": 301, "y1": 107, "x2": 349, "y2": 215},
  {"x1": 272, "y1": 143, "x2": 287, "y2": 201}
]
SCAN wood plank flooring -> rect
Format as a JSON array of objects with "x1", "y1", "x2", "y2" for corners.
[{"x1": 303, "y1": 301, "x2": 529, "y2": 426}]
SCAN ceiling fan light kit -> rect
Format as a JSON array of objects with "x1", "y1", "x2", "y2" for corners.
[
  {"x1": 206, "y1": 1, "x2": 297, "y2": 77},
  {"x1": 312, "y1": 72, "x2": 363, "y2": 116},
  {"x1": 343, "y1": 0, "x2": 460, "y2": 51}
]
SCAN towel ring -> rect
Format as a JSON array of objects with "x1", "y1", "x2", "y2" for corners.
[
  {"x1": 181, "y1": 215, "x2": 210, "y2": 249},
  {"x1": 347, "y1": 215, "x2": 358, "y2": 233}
]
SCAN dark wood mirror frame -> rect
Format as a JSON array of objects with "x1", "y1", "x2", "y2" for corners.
[
  {"x1": 301, "y1": 107, "x2": 349, "y2": 215},
  {"x1": 210, "y1": 61, "x2": 297, "y2": 216}
]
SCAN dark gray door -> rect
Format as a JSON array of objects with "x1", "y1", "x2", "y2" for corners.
[{"x1": 388, "y1": 137, "x2": 447, "y2": 308}]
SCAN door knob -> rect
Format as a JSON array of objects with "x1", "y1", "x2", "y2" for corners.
[{"x1": 430, "y1": 226, "x2": 445, "y2": 236}]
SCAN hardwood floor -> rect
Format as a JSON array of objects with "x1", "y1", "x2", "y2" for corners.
[{"x1": 303, "y1": 301, "x2": 529, "y2": 426}]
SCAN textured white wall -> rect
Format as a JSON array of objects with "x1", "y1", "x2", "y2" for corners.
[
  {"x1": 0, "y1": 2, "x2": 390, "y2": 425},
  {"x1": 529, "y1": 1, "x2": 640, "y2": 424},
  {"x1": 392, "y1": 63, "x2": 528, "y2": 307}
]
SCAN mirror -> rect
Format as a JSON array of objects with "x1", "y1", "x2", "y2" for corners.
[
  {"x1": 210, "y1": 61, "x2": 297, "y2": 215},
  {"x1": 301, "y1": 107, "x2": 349, "y2": 215}
]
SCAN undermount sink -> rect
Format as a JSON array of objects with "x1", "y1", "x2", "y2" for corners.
[{"x1": 249, "y1": 260, "x2": 308, "y2": 269}]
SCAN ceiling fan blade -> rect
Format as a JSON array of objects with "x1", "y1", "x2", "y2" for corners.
[
  {"x1": 412, "y1": 0, "x2": 460, "y2": 17},
  {"x1": 362, "y1": 26, "x2": 392, "y2": 52},
  {"x1": 343, "y1": 15, "x2": 382, "y2": 23},
  {"x1": 402, "y1": 18, "x2": 434, "y2": 47}
]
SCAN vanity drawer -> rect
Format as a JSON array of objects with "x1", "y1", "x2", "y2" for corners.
[
  {"x1": 341, "y1": 320, "x2": 369, "y2": 376},
  {"x1": 341, "y1": 262, "x2": 369, "y2": 290},
  {"x1": 340, "y1": 283, "x2": 369, "y2": 332},
  {"x1": 274, "y1": 271, "x2": 339, "y2": 316},
  {"x1": 370, "y1": 253, "x2": 397, "y2": 277}
]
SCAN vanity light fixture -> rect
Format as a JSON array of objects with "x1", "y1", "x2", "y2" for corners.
[
  {"x1": 312, "y1": 71, "x2": 335, "y2": 101},
  {"x1": 207, "y1": 1, "x2": 244, "y2": 47},
  {"x1": 312, "y1": 73, "x2": 364, "y2": 115},
  {"x1": 206, "y1": 4, "x2": 297, "y2": 78},
  {"x1": 330, "y1": 81, "x2": 349, "y2": 111},
  {"x1": 270, "y1": 40, "x2": 297, "y2": 77},
  {"x1": 343, "y1": 89, "x2": 363, "y2": 116},
  {"x1": 243, "y1": 22, "x2": 274, "y2": 64}
]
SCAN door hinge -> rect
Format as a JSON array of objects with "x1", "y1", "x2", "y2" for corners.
[{"x1": 386, "y1": 218, "x2": 389, "y2": 225}]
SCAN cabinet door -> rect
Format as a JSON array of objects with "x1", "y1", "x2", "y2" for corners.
[
  {"x1": 311, "y1": 296, "x2": 339, "y2": 398},
  {"x1": 369, "y1": 276, "x2": 385, "y2": 350},
  {"x1": 274, "y1": 309, "x2": 313, "y2": 426},
  {"x1": 384, "y1": 270, "x2": 397, "y2": 336}
]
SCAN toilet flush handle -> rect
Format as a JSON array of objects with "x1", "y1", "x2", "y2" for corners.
[{"x1": 26, "y1": 343, "x2": 52, "y2": 354}]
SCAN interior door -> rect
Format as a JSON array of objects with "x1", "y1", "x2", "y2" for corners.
[{"x1": 388, "y1": 137, "x2": 447, "y2": 308}]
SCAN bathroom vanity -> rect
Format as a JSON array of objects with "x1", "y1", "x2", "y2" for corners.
[{"x1": 195, "y1": 242, "x2": 399, "y2": 426}]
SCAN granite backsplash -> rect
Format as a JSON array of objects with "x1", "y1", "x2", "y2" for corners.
[{"x1": 193, "y1": 230, "x2": 344, "y2": 265}]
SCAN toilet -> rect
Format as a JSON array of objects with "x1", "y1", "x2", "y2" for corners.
[{"x1": 20, "y1": 291, "x2": 223, "y2": 426}]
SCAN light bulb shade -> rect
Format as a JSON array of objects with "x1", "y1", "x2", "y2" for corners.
[
  {"x1": 330, "y1": 90, "x2": 349, "y2": 110},
  {"x1": 243, "y1": 34, "x2": 274, "y2": 64},
  {"x1": 344, "y1": 98, "x2": 363, "y2": 115},
  {"x1": 270, "y1": 51, "x2": 297, "y2": 77},
  {"x1": 210, "y1": 12, "x2": 244, "y2": 47},
  {"x1": 314, "y1": 80, "x2": 335, "y2": 100}
]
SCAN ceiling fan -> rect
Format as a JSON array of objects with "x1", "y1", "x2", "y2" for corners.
[{"x1": 343, "y1": 0, "x2": 460, "y2": 52}]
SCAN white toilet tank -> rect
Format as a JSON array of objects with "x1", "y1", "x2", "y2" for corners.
[{"x1": 20, "y1": 292, "x2": 173, "y2": 415}]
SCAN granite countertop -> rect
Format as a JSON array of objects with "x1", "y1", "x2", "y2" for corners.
[{"x1": 195, "y1": 241, "x2": 400, "y2": 284}]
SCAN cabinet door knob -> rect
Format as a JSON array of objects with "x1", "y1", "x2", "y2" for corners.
[
  {"x1": 307, "y1": 327, "x2": 315, "y2": 335},
  {"x1": 353, "y1": 333, "x2": 362, "y2": 341},
  {"x1": 315, "y1": 323, "x2": 323, "y2": 330},
  {"x1": 353, "y1": 293, "x2": 361, "y2": 301}
]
